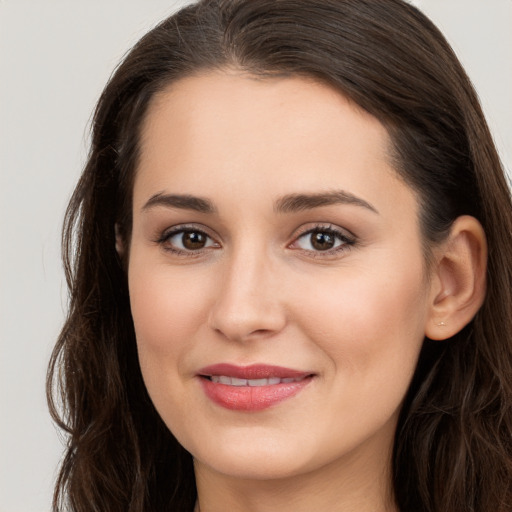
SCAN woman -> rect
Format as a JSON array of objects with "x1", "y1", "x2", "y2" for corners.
[{"x1": 47, "y1": 0, "x2": 512, "y2": 511}]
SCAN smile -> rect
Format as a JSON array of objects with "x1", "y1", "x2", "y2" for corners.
[
  {"x1": 198, "y1": 364, "x2": 314, "y2": 411},
  {"x1": 208, "y1": 375, "x2": 307, "y2": 386}
]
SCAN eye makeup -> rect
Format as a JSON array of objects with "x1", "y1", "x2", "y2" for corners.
[{"x1": 153, "y1": 221, "x2": 357, "y2": 260}]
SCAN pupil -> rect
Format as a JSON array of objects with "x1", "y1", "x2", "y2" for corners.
[
  {"x1": 311, "y1": 232, "x2": 334, "y2": 251},
  {"x1": 183, "y1": 231, "x2": 206, "y2": 250}
]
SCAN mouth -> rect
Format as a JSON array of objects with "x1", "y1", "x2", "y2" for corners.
[
  {"x1": 197, "y1": 363, "x2": 315, "y2": 411},
  {"x1": 205, "y1": 375, "x2": 308, "y2": 386}
]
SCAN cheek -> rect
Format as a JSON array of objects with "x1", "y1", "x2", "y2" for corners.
[
  {"x1": 292, "y1": 258, "x2": 428, "y2": 390},
  {"x1": 127, "y1": 257, "x2": 212, "y2": 411},
  {"x1": 129, "y1": 262, "x2": 207, "y2": 351},
  {"x1": 286, "y1": 263, "x2": 428, "y2": 456}
]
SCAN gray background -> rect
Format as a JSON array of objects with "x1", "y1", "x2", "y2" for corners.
[{"x1": 1, "y1": 1, "x2": 510, "y2": 510}]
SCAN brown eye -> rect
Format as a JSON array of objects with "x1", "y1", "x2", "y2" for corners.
[
  {"x1": 182, "y1": 231, "x2": 207, "y2": 250},
  {"x1": 293, "y1": 227, "x2": 353, "y2": 254},
  {"x1": 162, "y1": 228, "x2": 217, "y2": 253},
  {"x1": 310, "y1": 231, "x2": 335, "y2": 251}
]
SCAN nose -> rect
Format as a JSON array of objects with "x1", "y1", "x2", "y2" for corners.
[{"x1": 208, "y1": 247, "x2": 287, "y2": 342}]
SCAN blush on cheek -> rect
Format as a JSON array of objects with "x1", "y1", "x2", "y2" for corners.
[
  {"x1": 130, "y1": 269, "x2": 197, "y2": 344},
  {"x1": 293, "y1": 264, "x2": 427, "y2": 375}
]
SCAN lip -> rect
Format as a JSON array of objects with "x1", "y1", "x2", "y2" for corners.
[
  {"x1": 198, "y1": 363, "x2": 311, "y2": 380},
  {"x1": 197, "y1": 363, "x2": 314, "y2": 411}
]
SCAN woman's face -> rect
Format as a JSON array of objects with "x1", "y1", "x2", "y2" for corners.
[{"x1": 128, "y1": 72, "x2": 433, "y2": 482}]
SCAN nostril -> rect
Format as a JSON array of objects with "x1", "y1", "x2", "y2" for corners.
[{"x1": 249, "y1": 328, "x2": 273, "y2": 336}]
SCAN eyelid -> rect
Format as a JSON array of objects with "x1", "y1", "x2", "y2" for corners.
[
  {"x1": 153, "y1": 222, "x2": 356, "y2": 258},
  {"x1": 155, "y1": 223, "x2": 221, "y2": 255},
  {"x1": 288, "y1": 223, "x2": 356, "y2": 256},
  {"x1": 292, "y1": 222, "x2": 355, "y2": 240}
]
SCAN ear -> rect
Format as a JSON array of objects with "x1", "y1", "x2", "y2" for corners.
[
  {"x1": 425, "y1": 215, "x2": 487, "y2": 341},
  {"x1": 115, "y1": 223, "x2": 125, "y2": 257}
]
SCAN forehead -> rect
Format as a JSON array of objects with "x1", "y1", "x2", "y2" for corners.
[{"x1": 133, "y1": 71, "x2": 414, "y2": 219}]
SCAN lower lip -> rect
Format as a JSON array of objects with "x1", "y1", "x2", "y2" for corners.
[{"x1": 199, "y1": 377, "x2": 313, "y2": 411}]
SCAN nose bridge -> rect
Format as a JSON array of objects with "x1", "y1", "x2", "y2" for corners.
[{"x1": 208, "y1": 241, "x2": 285, "y2": 341}]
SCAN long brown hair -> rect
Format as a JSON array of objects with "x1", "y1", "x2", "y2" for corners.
[{"x1": 47, "y1": 1, "x2": 512, "y2": 510}]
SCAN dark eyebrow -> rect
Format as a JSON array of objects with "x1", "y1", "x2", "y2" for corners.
[
  {"x1": 274, "y1": 190, "x2": 379, "y2": 214},
  {"x1": 142, "y1": 193, "x2": 217, "y2": 214}
]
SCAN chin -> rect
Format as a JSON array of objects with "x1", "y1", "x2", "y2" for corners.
[
  {"x1": 188, "y1": 428, "x2": 318, "y2": 481},
  {"x1": 199, "y1": 454, "x2": 312, "y2": 482}
]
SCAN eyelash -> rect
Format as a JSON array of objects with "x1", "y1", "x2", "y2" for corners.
[
  {"x1": 155, "y1": 224, "x2": 218, "y2": 257},
  {"x1": 291, "y1": 224, "x2": 356, "y2": 257},
  {"x1": 155, "y1": 223, "x2": 356, "y2": 258}
]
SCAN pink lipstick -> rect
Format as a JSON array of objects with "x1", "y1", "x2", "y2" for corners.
[{"x1": 197, "y1": 363, "x2": 314, "y2": 411}]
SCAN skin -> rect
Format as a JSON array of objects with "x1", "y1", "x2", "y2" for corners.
[{"x1": 126, "y1": 71, "x2": 485, "y2": 512}]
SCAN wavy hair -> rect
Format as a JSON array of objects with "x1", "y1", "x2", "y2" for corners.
[{"x1": 47, "y1": 1, "x2": 512, "y2": 510}]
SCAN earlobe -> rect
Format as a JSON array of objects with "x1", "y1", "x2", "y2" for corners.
[
  {"x1": 425, "y1": 216, "x2": 487, "y2": 341},
  {"x1": 115, "y1": 223, "x2": 125, "y2": 257}
]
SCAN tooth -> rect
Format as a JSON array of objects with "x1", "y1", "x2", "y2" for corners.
[
  {"x1": 210, "y1": 375, "x2": 304, "y2": 386},
  {"x1": 248, "y1": 378, "x2": 268, "y2": 386}
]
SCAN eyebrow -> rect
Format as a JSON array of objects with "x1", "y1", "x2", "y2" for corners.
[
  {"x1": 141, "y1": 189, "x2": 378, "y2": 215},
  {"x1": 142, "y1": 192, "x2": 217, "y2": 214},
  {"x1": 274, "y1": 190, "x2": 379, "y2": 214}
]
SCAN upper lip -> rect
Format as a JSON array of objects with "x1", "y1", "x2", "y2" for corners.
[{"x1": 198, "y1": 363, "x2": 312, "y2": 380}]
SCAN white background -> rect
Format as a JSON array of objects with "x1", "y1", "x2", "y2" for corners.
[{"x1": 0, "y1": 1, "x2": 510, "y2": 511}]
